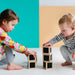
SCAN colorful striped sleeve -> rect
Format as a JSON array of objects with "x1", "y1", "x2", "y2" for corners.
[
  {"x1": 0, "y1": 31, "x2": 28, "y2": 53},
  {"x1": 48, "y1": 33, "x2": 64, "y2": 45}
]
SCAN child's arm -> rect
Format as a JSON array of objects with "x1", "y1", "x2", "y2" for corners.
[
  {"x1": 0, "y1": 31, "x2": 28, "y2": 53},
  {"x1": 43, "y1": 33, "x2": 63, "y2": 47},
  {"x1": 48, "y1": 33, "x2": 63, "y2": 45}
]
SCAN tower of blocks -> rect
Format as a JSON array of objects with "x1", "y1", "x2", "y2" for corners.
[
  {"x1": 28, "y1": 54, "x2": 37, "y2": 69},
  {"x1": 42, "y1": 46, "x2": 53, "y2": 70}
]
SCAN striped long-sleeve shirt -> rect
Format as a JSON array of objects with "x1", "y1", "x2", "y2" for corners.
[
  {"x1": 0, "y1": 27, "x2": 28, "y2": 60},
  {"x1": 48, "y1": 33, "x2": 75, "y2": 53}
]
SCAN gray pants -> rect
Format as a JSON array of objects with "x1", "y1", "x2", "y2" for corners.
[
  {"x1": 0, "y1": 46, "x2": 15, "y2": 65},
  {"x1": 60, "y1": 45, "x2": 75, "y2": 62}
]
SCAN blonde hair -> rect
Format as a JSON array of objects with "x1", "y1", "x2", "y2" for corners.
[{"x1": 58, "y1": 13, "x2": 75, "y2": 26}]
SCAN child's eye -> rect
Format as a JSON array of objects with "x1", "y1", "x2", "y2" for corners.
[{"x1": 63, "y1": 30, "x2": 65, "y2": 32}]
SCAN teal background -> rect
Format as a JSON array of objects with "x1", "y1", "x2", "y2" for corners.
[{"x1": 0, "y1": 0, "x2": 39, "y2": 48}]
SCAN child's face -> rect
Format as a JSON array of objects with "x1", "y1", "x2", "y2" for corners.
[
  {"x1": 59, "y1": 22, "x2": 73, "y2": 37},
  {"x1": 2, "y1": 19, "x2": 18, "y2": 32}
]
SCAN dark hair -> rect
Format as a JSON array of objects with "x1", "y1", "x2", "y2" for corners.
[{"x1": 0, "y1": 9, "x2": 19, "y2": 25}]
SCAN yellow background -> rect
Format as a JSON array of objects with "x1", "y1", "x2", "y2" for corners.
[{"x1": 39, "y1": 6, "x2": 75, "y2": 47}]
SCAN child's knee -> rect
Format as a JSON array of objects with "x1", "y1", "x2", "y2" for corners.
[{"x1": 60, "y1": 45, "x2": 67, "y2": 52}]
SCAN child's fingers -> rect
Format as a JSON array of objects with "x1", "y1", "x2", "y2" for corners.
[
  {"x1": 43, "y1": 43, "x2": 47, "y2": 46},
  {"x1": 43, "y1": 44, "x2": 44, "y2": 46},
  {"x1": 33, "y1": 52, "x2": 37, "y2": 58},
  {"x1": 43, "y1": 44, "x2": 46, "y2": 46},
  {"x1": 43, "y1": 43, "x2": 49, "y2": 46},
  {"x1": 34, "y1": 52, "x2": 37, "y2": 58},
  {"x1": 26, "y1": 54, "x2": 28, "y2": 57},
  {"x1": 34, "y1": 54, "x2": 36, "y2": 58},
  {"x1": 33, "y1": 54, "x2": 36, "y2": 58},
  {"x1": 44, "y1": 44, "x2": 47, "y2": 46},
  {"x1": 29, "y1": 51, "x2": 37, "y2": 58}
]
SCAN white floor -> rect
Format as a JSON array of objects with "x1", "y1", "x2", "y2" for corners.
[{"x1": 0, "y1": 47, "x2": 75, "y2": 75}]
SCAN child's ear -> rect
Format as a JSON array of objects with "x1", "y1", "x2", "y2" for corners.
[{"x1": 2, "y1": 19, "x2": 8, "y2": 25}]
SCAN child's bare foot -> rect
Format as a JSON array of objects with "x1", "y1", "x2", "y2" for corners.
[
  {"x1": 61, "y1": 61, "x2": 72, "y2": 66},
  {"x1": 7, "y1": 63, "x2": 24, "y2": 70}
]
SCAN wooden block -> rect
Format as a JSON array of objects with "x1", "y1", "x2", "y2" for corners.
[
  {"x1": 43, "y1": 53, "x2": 52, "y2": 61},
  {"x1": 28, "y1": 54, "x2": 37, "y2": 62},
  {"x1": 28, "y1": 54, "x2": 37, "y2": 69},
  {"x1": 43, "y1": 61, "x2": 53, "y2": 70},
  {"x1": 43, "y1": 46, "x2": 52, "y2": 54},
  {"x1": 28, "y1": 61, "x2": 37, "y2": 69}
]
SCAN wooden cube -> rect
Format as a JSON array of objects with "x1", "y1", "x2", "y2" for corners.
[
  {"x1": 43, "y1": 61, "x2": 53, "y2": 70},
  {"x1": 28, "y1": 54, "x2": 37, "y2": 62},
  {"x1": 28, "y1": 61, "x2": 37, "y2": 69},
  {"x1": 43, "y1": 47, "x2": 52, "y2": 54},
  {"x1": 43, "y1": 53, "x2": 52, "y2": 61}
]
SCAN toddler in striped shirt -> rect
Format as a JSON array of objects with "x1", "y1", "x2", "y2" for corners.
[{"x1": 43, "y1": 13, "x2": 75, "y2": 70}]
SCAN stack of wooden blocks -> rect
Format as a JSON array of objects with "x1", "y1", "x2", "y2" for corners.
[
  {"x1": 28, "y1": 54, "x2": 37, "y2": 69},
  {"x1": 42, "y1": 46, "x2": 53, "y2": 70}
]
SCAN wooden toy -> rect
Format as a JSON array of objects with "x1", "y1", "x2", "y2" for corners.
[
  {"x1": 28, "y1": 54, "x2": 37, "y2": 69},
  {"x1": 28, "y1": 54, "x2": 37, "y2": 62},
  {"x1": 43, "y1": 53, "x2": 52, "y2": 61},
  {"x1": 28, "y1": 61, "x2": 37, "y2": 69},
  {"x1": 43, "y1": 47, "x2": 52, "y2": 54},
  {"x1": 42, "y1": 46, "x2": 53, "y2": 70},
  {"x1": 43, "y1": 61, "x2": 53, "y2": 70}
]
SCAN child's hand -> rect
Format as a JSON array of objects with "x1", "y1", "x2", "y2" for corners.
[
  {"x1": 72, "y1": 51, "x2": 75, "y2": 59},
  {"x1": 43, "y1": 42, "x2": 52, "y2": 48},
  {"x1": 25, "y1": 49, "x2": 37, "y2": 58}
]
